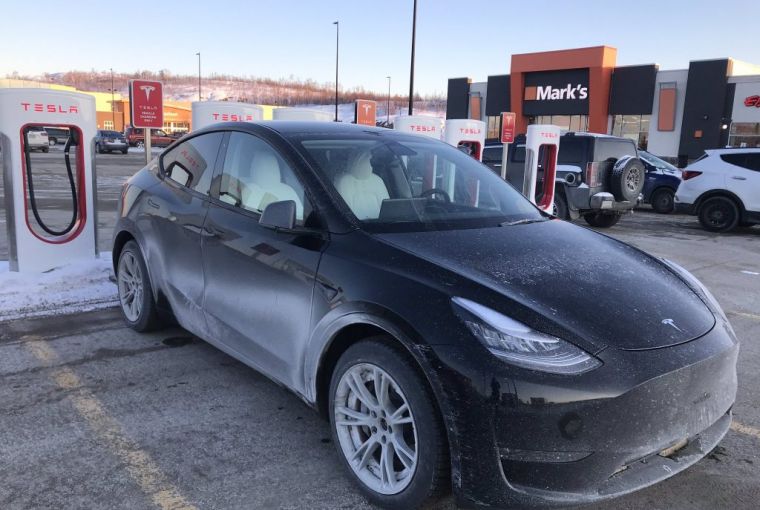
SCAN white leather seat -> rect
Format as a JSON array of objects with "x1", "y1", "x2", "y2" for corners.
[
  {"x1": 241, "y1": 152, "x2": 304, "y2": 220},
  {"x1": 334, "y1": 152, "x2": 389, "y2": 220}
]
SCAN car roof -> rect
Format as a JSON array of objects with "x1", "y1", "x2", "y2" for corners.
[
  {"x1": 191, "y1": 120, "x2": 435, "y2": 141},
  {"x1": 704, "y1": 148, "x2": 760, "y2": 155}
]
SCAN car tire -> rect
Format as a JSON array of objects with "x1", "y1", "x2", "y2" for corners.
[
  {"x1": 96, "y1": 143, "x2": 103, "y2": 154},
  {"x1": 610, "y1": 156, "x2": 645, "y2": 202},
  {"x1": 136, "y1": 141, "x2": 145, "y2": 149},
  {"x1": 41, "y1": 146, "x2": 49, "y2": 153},
  {"x1": 329, "y1": 339, "x2": 449, "y2": 510},
  {"x1": 48, "y1": 138, "x2": 56, "y2": 146},
  {"x1": 698, "y1": 196, "x2": 740, "y2": 233},
  {"x1": 650, "y1": 188, "x2": 675, "y2": 214},
  {"x1": 553, "y1": 190, "x2": 569, "y2": 220},
  {"x1": 121, "y1": 149, "x2": 128, "y2": 154},
  {"x1": 584, "y1": 212, "x2": 621, "y2": 228},
  {"x1": 117, "y1": 240, "x2": 162, "y2": 332}
]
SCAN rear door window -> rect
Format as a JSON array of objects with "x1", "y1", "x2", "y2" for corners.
[
  {"x1": 720, "y1": 153, "x2": 760, "y2": 171},
  {"x1": 557, "y1": 138, "x2": 589, "y2": 164},
  {"x1": 161, "y1": 132, "x2": 224, "y2": 194},
  {"x1": 594, "y1": 139, "x2": 637, "y2": 162}
]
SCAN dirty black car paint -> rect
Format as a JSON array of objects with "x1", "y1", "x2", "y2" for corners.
[{"x1": 113, "y1": 122, "x2": 738, "y2": 508}]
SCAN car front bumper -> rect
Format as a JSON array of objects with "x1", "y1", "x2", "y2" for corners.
[{"x1": 426, "y1": 320, "x2": 738, "y2": 508}]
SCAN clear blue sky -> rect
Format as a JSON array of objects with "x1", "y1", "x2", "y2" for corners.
[{"x1": 0, "y1": 0, "x2": 756, "y2": 96}]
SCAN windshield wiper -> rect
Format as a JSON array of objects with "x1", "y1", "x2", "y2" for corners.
[{"x1": 499, "y1": 218, "x2": 547, "y2": 227}]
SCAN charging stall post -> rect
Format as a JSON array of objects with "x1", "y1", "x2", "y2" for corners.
[
  {"x1": 443, "y1": 119, "x2": 486, "y2": 161},
  {"x1": 129, "y1": 80, "x2": 163, "y2": 166},
  {"x1": 499, "y1": 112, "x2": 516, "y2": 179},
  {"x1": 192, "y1": 101, "x2": 264, "y2": 131},
  {"x1": 512, "y1": 124, "x2": 560, "y2": 213},
  {"x1": 0, "y1": 89, "x2": 98, "y2": 272}
]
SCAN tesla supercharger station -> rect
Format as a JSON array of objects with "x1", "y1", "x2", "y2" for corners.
[
  {"x1": 507, "y1": 124, "x2": 560, "y2": 213},
  {"x1": 191, "y1": 101, "x2": 264, "y2": 130},
  {"x1": 444, "y1": 119, "x2": 486, "y2": 161},
  {"x1": 393, "y1": 115, "x2": 444, "y2": 140},
  {"x1": 0, "y1": 89, "x2": 97, "y2": 272},
  {"x1": 272, "y1": 108, "x2": 333, "y2": 121}
]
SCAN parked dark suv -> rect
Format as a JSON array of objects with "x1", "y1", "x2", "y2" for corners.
[{"x1": 489, "y1": 132, "x2": 645, "y2": 227}]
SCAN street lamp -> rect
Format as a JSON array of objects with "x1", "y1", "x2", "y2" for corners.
[
  {"x1": 110, "y1": 68, "x2": 115, "y2": 129},
  {"x1": 195, "y1": 52, "x2": 202, "y2": 101},
  {"x1": 386, "y1": 76, "x2": 391, "y2": 124},
  {"x1": 408, "y1": 0, "x2": 417, "y2": 115},
  {"x1": 333, "y1": 21, "x2": 339, "y2": 122}
]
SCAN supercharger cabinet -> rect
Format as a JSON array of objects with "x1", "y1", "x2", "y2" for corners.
[
  {"x1": 394, "y1": 115, "x2": 444, "y2": 140},
  {"x1": 272, "y1": 108, "x2": 333, "y2": 121},
  {"x1": 0, "y1": 89, "x2": 97, "y2": 272},
  {"x1": 522, "y1": 124, "x2": 560, "y2": 213},
  {"x1": 192, "y1": 101, "x2": 264, "y2": 131},
  {"x1": 444, "y1": 119, "x2": 486, "y2": 161}
]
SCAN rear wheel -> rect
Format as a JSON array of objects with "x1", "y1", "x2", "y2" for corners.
[
  {"x1": 117, "y1": 240, "x2": 162, "y2": 331},
  {"x1": 552, "y1": 191, "x2": 569, "y2": 220},
  {"x1": 698, "y1": 196, "x2": 739, "y2": 232},
  {"x1": 121, "y1": 149, "x2": 128, "y2": 154},
  {"x1": 650, "y1": 188, "x2": 675, "y2": 214},
  {"x1": 584, "y1": 212, "x2": 621, "y2": 228},
  {"x1": 329, "y1": 339, "x2": 449, "y2": 509},
  {"x1": 41, "y1": 146, "x2": 49, "y2": 153},
  {"x1": 610, "y1": 156, "x2": 645, "y2": 202}
]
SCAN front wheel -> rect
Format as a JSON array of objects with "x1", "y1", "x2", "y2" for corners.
[
  {"x1": 136, "y1": 141, "x2": 145, "y2": 149},
  {"x1": 330, "y1": 339, "x2": 449, "y2": 509},
  {"x1": 584, "y1": 212, "x2": 621, "y2": 228},
  {"x1": 650, "y1": 188, "x2": 675, "y2": 214},
  {"x1": 552, "y1": 191, "x2": 569, "y2": 220},
  {"x1": 117, "y1": 240, "x2": 162, "y2": 331},
  {"x1": 698, "y1": 196, "x2": 739, "y2": 232}
]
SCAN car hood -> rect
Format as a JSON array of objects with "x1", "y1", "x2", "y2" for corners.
[{"x1": 376, "y1": 220, "x2": 715, "y2": 351}]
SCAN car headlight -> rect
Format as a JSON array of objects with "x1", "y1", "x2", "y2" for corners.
[
  {"x1": 660, "y1": 258, "x2": 732, "y2": 329},
  {"x1": 452, "y1": 297, "x2": 601, "y2": 375}
]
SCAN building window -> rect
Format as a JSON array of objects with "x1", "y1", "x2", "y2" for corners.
[
  {"x1": 611, "y1": 114, "x2": 651, "y2": 150},
  {"x1": 486, "y1": 116, "x2": 501, "y2": 140},
  {"x1": 103, "y1": 120, "x2": 114, "y2": 130},
  {"x1": 728, "y1": 122, "x2": 760, "y2": 148},
  {"x1": 528, "y1": 115, "x2": 588, "y2": 132}
]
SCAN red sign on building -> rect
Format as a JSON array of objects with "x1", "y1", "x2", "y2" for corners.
[
  {"x1": 500, "y1": 112, "x2": 516, "y2": 144},
  {"x1": 129, "y1": 80, "x2": 164, "y2": 129}
]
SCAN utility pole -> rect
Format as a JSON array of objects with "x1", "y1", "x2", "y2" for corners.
[
  {"x1": 333, "y1": 21, "x2": 339, "y2": 122},
  {"x1": 195, "y1": 52, "x2": 202, "y2": 101},
  {"x1": 408, "y1": 0, "x2": 417, "y2": 115},
  {"x1": 386, "y1": 76, "x2": 391, "y2": 124},
  {"x1": 110, "y1": 68, "x2": 115, "y2": 129}
]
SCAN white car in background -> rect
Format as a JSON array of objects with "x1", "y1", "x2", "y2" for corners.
[
  {"x1": 674, "y1": 148, "x2": 760, "y2": 232},
  {"x1": 25, "y1": 127, "x2": 50, "y2": 152}
]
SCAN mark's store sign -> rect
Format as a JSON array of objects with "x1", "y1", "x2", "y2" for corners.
[{"x1": 523, "y1": 68, "x2": 590, "y2": 116}]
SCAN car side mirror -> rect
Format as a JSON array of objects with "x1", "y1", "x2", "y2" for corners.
[{"x1": 259, "y1": 200, "x2": 296, "y2": 230}]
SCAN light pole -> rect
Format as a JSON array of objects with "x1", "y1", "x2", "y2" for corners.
[
  {"x1": 386, "y1": 76, "x2": 391, "y2": 124},
  {"x1": 195, "y1": 52, "x2": 202, "y2": 101},
  {"x1": 408, "y1": 0, "x2": 417, "y2": 115},
  {"x1": 110, "y1": 68, "x2": 115, "y2": 129},
  {"x1": 333, "y1": 21, "x2": 339, "y2": 122}
]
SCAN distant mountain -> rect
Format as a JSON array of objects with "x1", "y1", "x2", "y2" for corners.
[{"x1": 14, "y1": 70, "x2": 445, "y2": 116}]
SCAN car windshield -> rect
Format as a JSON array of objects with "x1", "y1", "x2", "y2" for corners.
[
  {"x1": 295, "y1": 132, "x2": 544, "y2": 232},
  {"x1": 639, "y1": 151, "x2": 679, "y2": 172}
]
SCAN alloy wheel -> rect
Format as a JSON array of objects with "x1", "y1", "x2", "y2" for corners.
[
  {"x1": 118, "y1": 251, "x2": 143, "y2": 322},
  {"x1": 334, "y1": 363, "x2": 418, "y2": 495},
  {"x1": 625, "y1": 167, "x2": 641, "y2": 193}
]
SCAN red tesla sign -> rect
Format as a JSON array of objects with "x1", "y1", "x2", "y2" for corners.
[
  {"x1": 745, "y1": 95, "x2": 760, "y2": 108},
  {"x1": 130, "y1": 80, "x2": 164, "y2": 129},
  {"x1": 501, "y1": 112, "x2": 516, "y2": 144}
]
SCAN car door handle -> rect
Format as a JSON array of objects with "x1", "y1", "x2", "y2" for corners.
[
  {"x1": 203, "y1": 225, "x2": 225, "y2": 238},
  {"x1": 147, "y1": 198, "x2": 160, "y2": 209},
  {"x1": 731, "y1": 176, "x2": 747, "y2": 181}
]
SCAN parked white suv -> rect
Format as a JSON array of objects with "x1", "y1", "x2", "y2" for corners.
[{"x1": 675, "y1": 148, "x2": 760, "y2": 232}]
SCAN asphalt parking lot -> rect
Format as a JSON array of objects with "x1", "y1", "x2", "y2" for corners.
[{"x1": 1, "y1": 152, "x2": 760, "y2": 509}]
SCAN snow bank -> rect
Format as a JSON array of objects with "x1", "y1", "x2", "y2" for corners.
[{"x1": 0, "y1": 254, "x2": 118, "y2": 322}]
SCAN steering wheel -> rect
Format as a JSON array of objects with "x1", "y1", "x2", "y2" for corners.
[{"x1": 419, "y1": 188, "x2": 451, "y2": 203}]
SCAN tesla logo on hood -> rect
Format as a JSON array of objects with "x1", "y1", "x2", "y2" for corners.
[
  {"x1": 140, "y1": 85, "x2": 156, "y2": 101},
  {"x1": 661, "y1": 318, "x2": 684, "y2": 333}
]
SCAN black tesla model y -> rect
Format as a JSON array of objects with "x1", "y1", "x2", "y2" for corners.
[{"x1": 113, "y1": 121, "x2": 738, "y2": 509}]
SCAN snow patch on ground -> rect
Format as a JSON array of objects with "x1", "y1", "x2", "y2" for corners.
[{"x1": 0, "y1": 254, "x2": 118, "y2": 322}]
